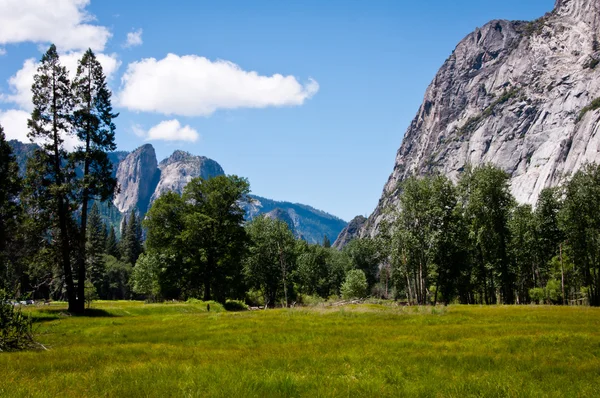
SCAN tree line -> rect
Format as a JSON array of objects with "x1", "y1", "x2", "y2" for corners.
[{"x1": 383, "y1": 165, "x2": 600, "y2": 306}]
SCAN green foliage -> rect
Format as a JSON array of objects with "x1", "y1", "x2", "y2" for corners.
[
  {"x1": 577, "y1": 97, "x2": 600, "y2": 122},
  {"x1": 101, "y1": 255, "x2": 132, "y2": 300},
  {"x1": 0, "y1": 124, "x2": 23, "y2": 292},
  {"x1": 390, "y1": 174, "x2": 464, "y2": 305},
  {"x1": 245, "y1": 215, "x2": 297, "y2": 307},
  {"x1": 105, "y1": 225, "x2": 119, "y2": 258},
  {"x1": 145, "y1": 176, "x2": 250, "y2": 301},
  {"x1": 132, "y1": 253, "x2": 161, "y2": 299},
  {"x1": 294, "y1": 243, "x2": 351, "y2": 298},
  {"x1": 121, "y1": 211, "x2": 143, "y2": 266},
  {"x1": 86, "y1": 203, "x2": 107, "y2": 293},
  {"x1": 245, "y1": 289, "x2": 265, "y2": 306},
  {"x1": 0, "y1": 291, "x2": 34, "y2": 352},
  {"x1": 459, "y1": 165, "x2": 514, "y2": 304},
  {"x1": 342, "y1": 238, "x2": 381, "y2": 290},
  {"x1": 185, "y1": 299, "x2": 225, "y2": 312},
  {"x1": 84, "y1": 280, "x2": 98, "y2": 308},
  {"x1": 560, "y1": 163, "x2": 600, "y2": 306},
  {"x1": 457, "y1": 89, "x2": 519, "y2": 137},
  {"x1": 224, "y1": 299, "x2": 248, "y2": 311},
  {"x1": 529, "y1": 288, "x2": 545, "y2": 304},
  {"x1": 340, "y1": 269, "x2": 368, "y2": 299}
]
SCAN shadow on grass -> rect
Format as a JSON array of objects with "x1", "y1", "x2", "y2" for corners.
[{"x1": 30, "y1": 308, "x2": 120, "y2": 323}]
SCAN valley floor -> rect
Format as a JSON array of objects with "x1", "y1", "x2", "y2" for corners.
[{"x1": 1, "y1": 302, "x2": 599, "y2": 397}]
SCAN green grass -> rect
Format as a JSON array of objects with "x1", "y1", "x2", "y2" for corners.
[{"x1": 1, "y1": 302, "x2": 599, "y2": 397}]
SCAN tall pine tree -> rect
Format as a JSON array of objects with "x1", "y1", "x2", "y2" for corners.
[
  {"x1": 26, "y1": 45, "x2": 79, "y2": 312},
  {"x1": 71, "y1": 49, "x2": 118, "y2": 312},
  {"x1": 86, "y1": 203, "x2": 107, "y2": 295},
  {"x1": 0, "y1": 123, "x2": 23, "y2": 292},
  {"x1": 122, "y1": 211, "x2": 142, "y2": 266},
  {"x1": 105, "y1": 225, "x2": 119, "y2": 258}
]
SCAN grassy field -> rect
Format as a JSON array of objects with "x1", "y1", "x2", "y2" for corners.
[{"x1": 1, "y1": 302, "x2": 599, "y2": 397}]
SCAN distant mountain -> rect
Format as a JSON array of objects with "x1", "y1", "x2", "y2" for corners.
[
  {"x1": 243, "y1": 196, "x2": 347, "y2": 244},
  {"x1": 332, "y1": 216, "x2": 367, "y2": 249},
  {"x1": 9, "y1": 141, "x2": 347, "y2": 244}
]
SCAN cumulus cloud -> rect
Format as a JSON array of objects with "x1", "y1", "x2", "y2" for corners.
[
  {"x1": 0, "y1": 109, "x2": 29, "y2": 142},
  {"x1": 0, "y1": 0, "x2": 111, "y2": 52},
  {"x1": 0, "y1": 108, "x2": 81, "y2": 150},
  {"x1": 2, "y1": 53, "x2": 120, "y2": 112},
  {"x1": 134, "y1": 120, "x2": 200, "y2": 142},
  {"x1": 124, "y1": 29, "x2": 143, "y2": 48},
  {"x1": 118, "y1": 54, "x2": 319, "y2": 116}
]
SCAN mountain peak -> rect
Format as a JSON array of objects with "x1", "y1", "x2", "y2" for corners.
[{"x1": 165, "y1": 150, "x2": 196, "y2": 163}]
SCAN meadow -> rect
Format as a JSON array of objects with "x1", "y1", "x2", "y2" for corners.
[{"x1": 1, "y1": 302, "x2": 599, "y2": 397}]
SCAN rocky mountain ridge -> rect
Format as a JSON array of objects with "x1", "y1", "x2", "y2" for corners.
[
  {"x1": 7, "y1": 140, "x2": 346, "y2": 244},
  {"x1": 340, "y1": 0, "x2": 600, "y2": 244}
]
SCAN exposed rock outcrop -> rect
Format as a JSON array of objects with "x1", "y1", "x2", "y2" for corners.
[
  {"x1": 332, "y1": 216, "x2": 367, "y2": 249},
  {"x1": 359, "y1": 0, "x2": 600, "y2": 240},
  {"x1": 113, "y1": 144, "x2": 160, "y2": 215},
  {"x1": 150, "y1": 150, "x2": 225, "y2": 203}
]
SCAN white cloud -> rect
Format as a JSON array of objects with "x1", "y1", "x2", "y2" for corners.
[
  {"x1": 0, "y1": 108, "x2": 81, "y2": 150},
  {"x1": 118, "y1": 54, "x2": 319, "y2": 116},
  {"x1": 135, "y1": 120, "x2": 200, "y2": 142},
  {"x1": 2, "y1": 53, "x2": 121, "y2": 112},
  {"x1": 0, "y1": 0, "x2": 111, "y2": 52},
  {"x1": 0, "y1": 109, "x2": 29, "y2": 142},
  {"x1": 0, "y1": 48, "x2": 6, "y2": 56},
  {"x1": 124, "y1": 29, "x2": 143, "y2": 48}
]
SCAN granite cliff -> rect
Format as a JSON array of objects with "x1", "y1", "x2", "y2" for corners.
[{"x1": 340, "y1": 0, "x2": 600, "y2": 244}]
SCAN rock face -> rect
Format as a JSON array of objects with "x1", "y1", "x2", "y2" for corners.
[
  {"x1": 332, "y1": 216, "x2": 367, "y2": 249},
  {"x1": 360, "y1": 0, "x2": 600, "y2": 239},
  {"x1": 243, "y1": 195, "x2": 347, "y2": 245},
  {"x1": 264, "y1": 208, "x2": 298, "y2": 236},
  {"x1": 150, "y1": 150, "x2": 225, "y2": 203},
  {"x1": 113, "y1": 144, "x2": 160, "y2": 215}
]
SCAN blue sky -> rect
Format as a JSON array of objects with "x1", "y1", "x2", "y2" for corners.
[{"x1": 0, "y1": 0, "x2": 554, "y2": 221}]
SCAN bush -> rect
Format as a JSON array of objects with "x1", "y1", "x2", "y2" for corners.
[
  {"x1": 297, "y1": 294, "x2": 326, "y2": 306},
  {"x1": 245, "y1": 289, "x2": 265, "y2": 307},
  {"x1": 1, "y1": 291, "x2": 35, "y2": 352},
  {"x1": 545, "y1": 279, "x2": 562, "y2": 304},
  {"x1": 340, "y1": 269, "x2": 368, "y2": 300},
  {"x1": 529, "y1": 287, "x2": 545, "y2": 304},
  {"x1": 185, "y1": 299, "x2": 225, "y2": 312},
  {"x1": 224, "y1": 299, "x2": 248, "y2": 311}
]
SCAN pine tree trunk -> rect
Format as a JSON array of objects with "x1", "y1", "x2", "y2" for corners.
[{"x1": 51, "y1": 75, "x2": 78, "y2": 313}]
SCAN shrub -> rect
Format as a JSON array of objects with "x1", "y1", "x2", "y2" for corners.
[
  {"x1": 185, "y1": 299, "x2": 225, "y2": 312},
  {"x1": 297, "y1": 294, "x2": 326, "y2": 306},
  {"x1": 245, "y1": 289, "x2": 265, "y2": 307},
  {"x1": 529, "y1": 287, "x2": 545, "y2": 304},
  {"x1": 340, "y1": 270, "x2": 368, "y2": 300},
  {"x1": 577, "y1": 97, "x2": 600, "y2": 122},
  {"x1": 224, "y1": 299, "x2": 248, "y2": 311},
  {"x1": 1, "y1": 291, "x2": 35, "y2": 352},
  {"x1": 545, "y1": 279, "x2": 562, "y2": 304}
]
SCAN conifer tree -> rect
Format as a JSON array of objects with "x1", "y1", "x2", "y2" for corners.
[
  {"x1": 105, "y1": 225, "x2": 119, "y2": 258},
  {"x1": 86, "y1": 203, "x2": 107, "y2": 294},
  {"x1": 122, "y1": 211, "x2": 142, "y2": 266},
  {"x1": 71, "y1": 49, "x2": 118, "y2": 312},
  {"x1": 0, "y1": 123, "x2": 23, "y2": 292},
  {"x1": 26, "y1": 45, "x2": 78, "y2": 312}
]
